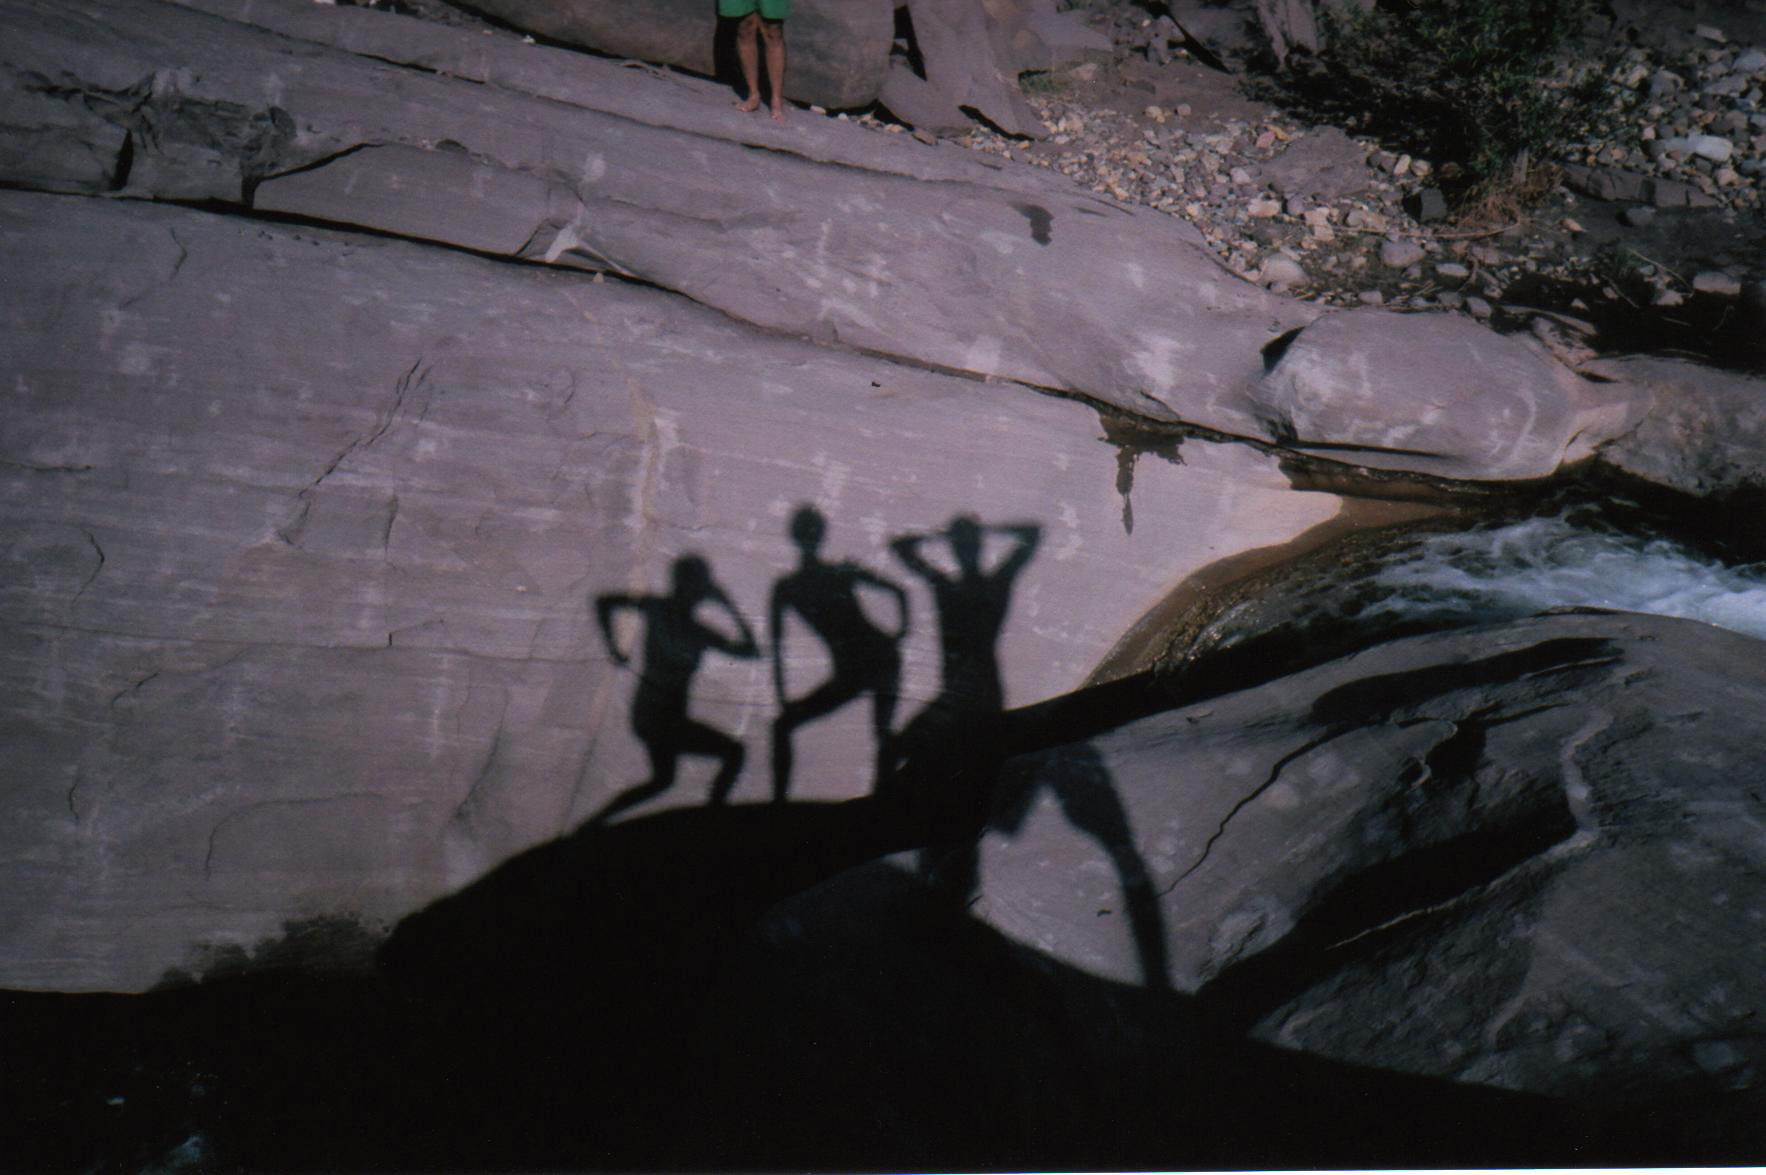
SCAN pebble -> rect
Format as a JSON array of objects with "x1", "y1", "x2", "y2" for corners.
[
  {"x1": 1380, "y1": 239, "x2": 1426, "y2": 268},
  {"x1": 1693, "y1": 270, "x2": 1744, "y2": 296},
  {"x1": 1260, "y1": 255, "x2": 1309, "y2": 291},
  {"x1": 1466, "y1": 296, "x2": 1493, "y2": 319},
  {"x1": 1247, "y1": 197, "x2": 1282, "y2": 218},
  {"x1": 1357, "y1": 289, "x2": 1385, "y2": 305},
  {"x1": 1436, "y1": 262, "x2": 1471, "y2": 279}
]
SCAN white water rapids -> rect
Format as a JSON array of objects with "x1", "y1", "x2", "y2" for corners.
[{"x1": 1363, "y1": 513, "x2": 1766, "y2": 642}]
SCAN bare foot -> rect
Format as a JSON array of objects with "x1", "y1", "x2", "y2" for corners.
[
  {"x1": 770, "y1": 104, "x2": 786, "y2": 124},
  {"x1": 736, "y1": 93, "x2": 760, "y2": 113}
]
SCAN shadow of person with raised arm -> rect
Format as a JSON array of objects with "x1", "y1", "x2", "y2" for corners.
[
  {"x1": 770, "y1": 505, "x2": 908, "y2": 801},
  {"x1": 589, "y1": 554, "x2": 758, "y2": 825},
  {"x1": 886, "y1": 516, "x2": 1040, "y2": 825}
]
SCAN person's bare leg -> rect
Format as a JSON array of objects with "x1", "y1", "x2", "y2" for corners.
[
  {"x1": 762, "y1": 19, "x2": 786, "y2": 122},
  {"x1": 735, "y1": 12, "x2": 762, "y2": 112}
]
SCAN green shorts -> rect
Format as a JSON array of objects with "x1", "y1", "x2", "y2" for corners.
[{"x1": 719, "y1": 0, "x2": 788, "y2": 19}]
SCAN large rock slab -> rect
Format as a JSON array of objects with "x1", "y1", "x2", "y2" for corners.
[
  {"x1": 0, "y1": 190, "x2": 1343, "y2": 991},
  {"x1": 446, "y1": 0, "x2": 893, "y2": 111},
  {"x1": 960, "y1": 612, "x2": 1766, "y2": 1102},
  {"x1": 1252, "y1": 308, "x2": 1648, "y2": 479},
  {"x1": 4, "y1": 0, "x2": 1315, "y2": 436}
]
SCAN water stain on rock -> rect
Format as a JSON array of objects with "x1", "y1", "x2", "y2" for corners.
[{"x1": 1011, "y1": 201, "x2": 1053, "y2": 245}]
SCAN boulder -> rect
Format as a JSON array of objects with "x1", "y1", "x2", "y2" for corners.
[
  {"x1": 1250, "y1": 308, "x2": 1648, "y2": 479},
  {"x1": 899, "y1": 0, "x2": 1048, "y2": 139},
  {"x1": 446, "y1": 0, "x2": 893, "y2": 110},
  {"x1": 1588, "y1": 355, "x2": 1766, "y2": 518},
  {"x1": 1259, "y1": 126, "x2": 1370, "y2": 201},
  {"x1": 0, "y1": 189, "x2": 1343, "y2": 991},
  {"x1": 956, "y1": 612, "x2": 1766, "y2": 1103}
]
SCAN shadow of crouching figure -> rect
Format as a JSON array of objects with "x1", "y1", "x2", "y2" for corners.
[{"x1": 590, "y1": 555, "x2": 758, "y2": 825}]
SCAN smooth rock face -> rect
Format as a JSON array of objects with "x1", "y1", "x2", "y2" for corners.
[
  {"x1": 963, "y1": 612, "x2": 1766, "y2": 1102},
  {"x1": 4, "y1": 0, "x2": 1313, "y2": 435},
  {"x1": 1253, "y1": 308, "x2": 1648, "y2": 479},
  {"x1": 446, "y1": 0, "x2": 893, "y2": 110},
  {"x1": 0, "y1": 190, "x2": 1342, "y2": 991}
]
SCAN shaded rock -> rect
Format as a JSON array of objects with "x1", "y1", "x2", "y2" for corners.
[
  {"x1": 899, "y1": 0, "x2": 1048, "y2": 139},
  {"x1": 1560, "y1": 164, "x2": 1650, "y2": 203},
  {"x1": 962, "y1": 612, "x2": 1766, "y2": 1104},
  {"x1": 1406, "y1": 187, "x2": 1447, "y2": 223},
  {"x1": 0, "y1": 189, "x2": 1343, "y2": 991},
  {"x1": 446, "y1": 0, "x2": 893, "y2": 110},
  {"x1": 1250, "y1": 308, "x2": 1647, "y2": 479},
  {"x1": 1021, "y1": 0, "x2": 1113, "y2": 68},
  {"x1": 1253, "y1": 0, "x2": 1320, "y2": 66},
  {"x1": 877, "y1": 57, "x2": 973, "y2": 134},
  {"x1": 1260, "y1": 126, "x2": 1369, "y2": 201},
  {"x1": 1588, "y1": 355, "x2": 1766, "y2": 513},
  {"x1": 1166, "y1": 0, "x2": 1262, "y2": 65}
]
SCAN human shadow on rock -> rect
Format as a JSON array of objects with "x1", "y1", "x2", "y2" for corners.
[
  {"x1": 884, "y1": 516, "x2": 1039, "y2": 843},
  {"x1": 770, "y1": 505, "x2": 908, "y2": 801},
  {"x1": 589, "y1": 553, "x2": 757, "y2": 824}
]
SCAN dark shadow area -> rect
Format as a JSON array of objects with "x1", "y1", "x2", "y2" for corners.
[
  {"x1": 590, "y1": 554, "x2": 757, "y2": 823},
  {"x1": 5, "y1": 787, "x2": 1754, "y2": 1172},
  {"x1": 769, "y1": 505, "x2": 907, "y2": 801}
]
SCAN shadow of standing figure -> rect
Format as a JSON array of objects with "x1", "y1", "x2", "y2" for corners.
[
  {"x1": 933, "y1": 743, "x2": 1172, "y2": 993},
  {"x1": 770, "y1": 505, "x2": 908, "y2": 801},
  {"x1": 590, "y1": 555, "x2": 758, "y2": 824},
  {"x1": 886, "y1": 516, "x2": 1039, "y2": 823}
]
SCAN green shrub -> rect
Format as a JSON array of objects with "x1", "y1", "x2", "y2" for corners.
[{"x1": 1288, "y1": 0, "x2": 1603, "y2": 198}]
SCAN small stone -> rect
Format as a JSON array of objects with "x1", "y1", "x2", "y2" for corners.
[
  {"x1": 1466, "y1": 296, "x2": 1493, "y2": 319},
  {"x1": 1436, "y1": 291, "x2": 1464, "y2": 309},
  {"x1": 911, "y1": 128, "x2": 937, "y2": 145},
  {"x1": 1357, "y1": 289, "x2": 1385, "y2": 306},
  {"x1": 1698, "y1": 23, "x2": 1728, "y2": 44},
  {"x1": 1247, "y1": 197, "x2": 1282, "y2": 218},
  {"x1": 1620, "y1": 205, "x2": 1657, "y2": 227},
  {"x1": 1562, "y1": 217, "x2": 1585, "y2": 233},
  {"x1": 1394, "y1": 153, "x2": 1412, "y2": 177},
  {"x1": 1380, "y1": 238, "x2": 1426, "y2": 268},
  {"x1": 1737, "y1": 48, "x2": 1766, "y2": 72},
  {"x1": 1406, "y1": 188, "x2": 1448, "y2": 223},
  {"x1": 1259, "y1": 255, "x2": 1309, "y2": 291},
  {"x1": 1410, "y1": 159, "x2": 1433, "y2": 179},
  {"x1": 1435, "y1": 261, "x2": 1470, "y2": 279},
  {"x1": 1145, "y1": 105, "x2": 1167, "y2": 123},
  {"x1": 1230, "y1": 166, "x2": 1254, "y2": 185},
  {"x1": 1176, "y1": 103, "x2": 1192, "y2": 117},
  {"x1": 1693, "y1": 270, "x2": 1744, "y2": 296}
]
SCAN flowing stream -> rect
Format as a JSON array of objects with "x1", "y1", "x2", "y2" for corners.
[{"x1": 1163, "y1": 502, "x2": 1766, "y2": 699}]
